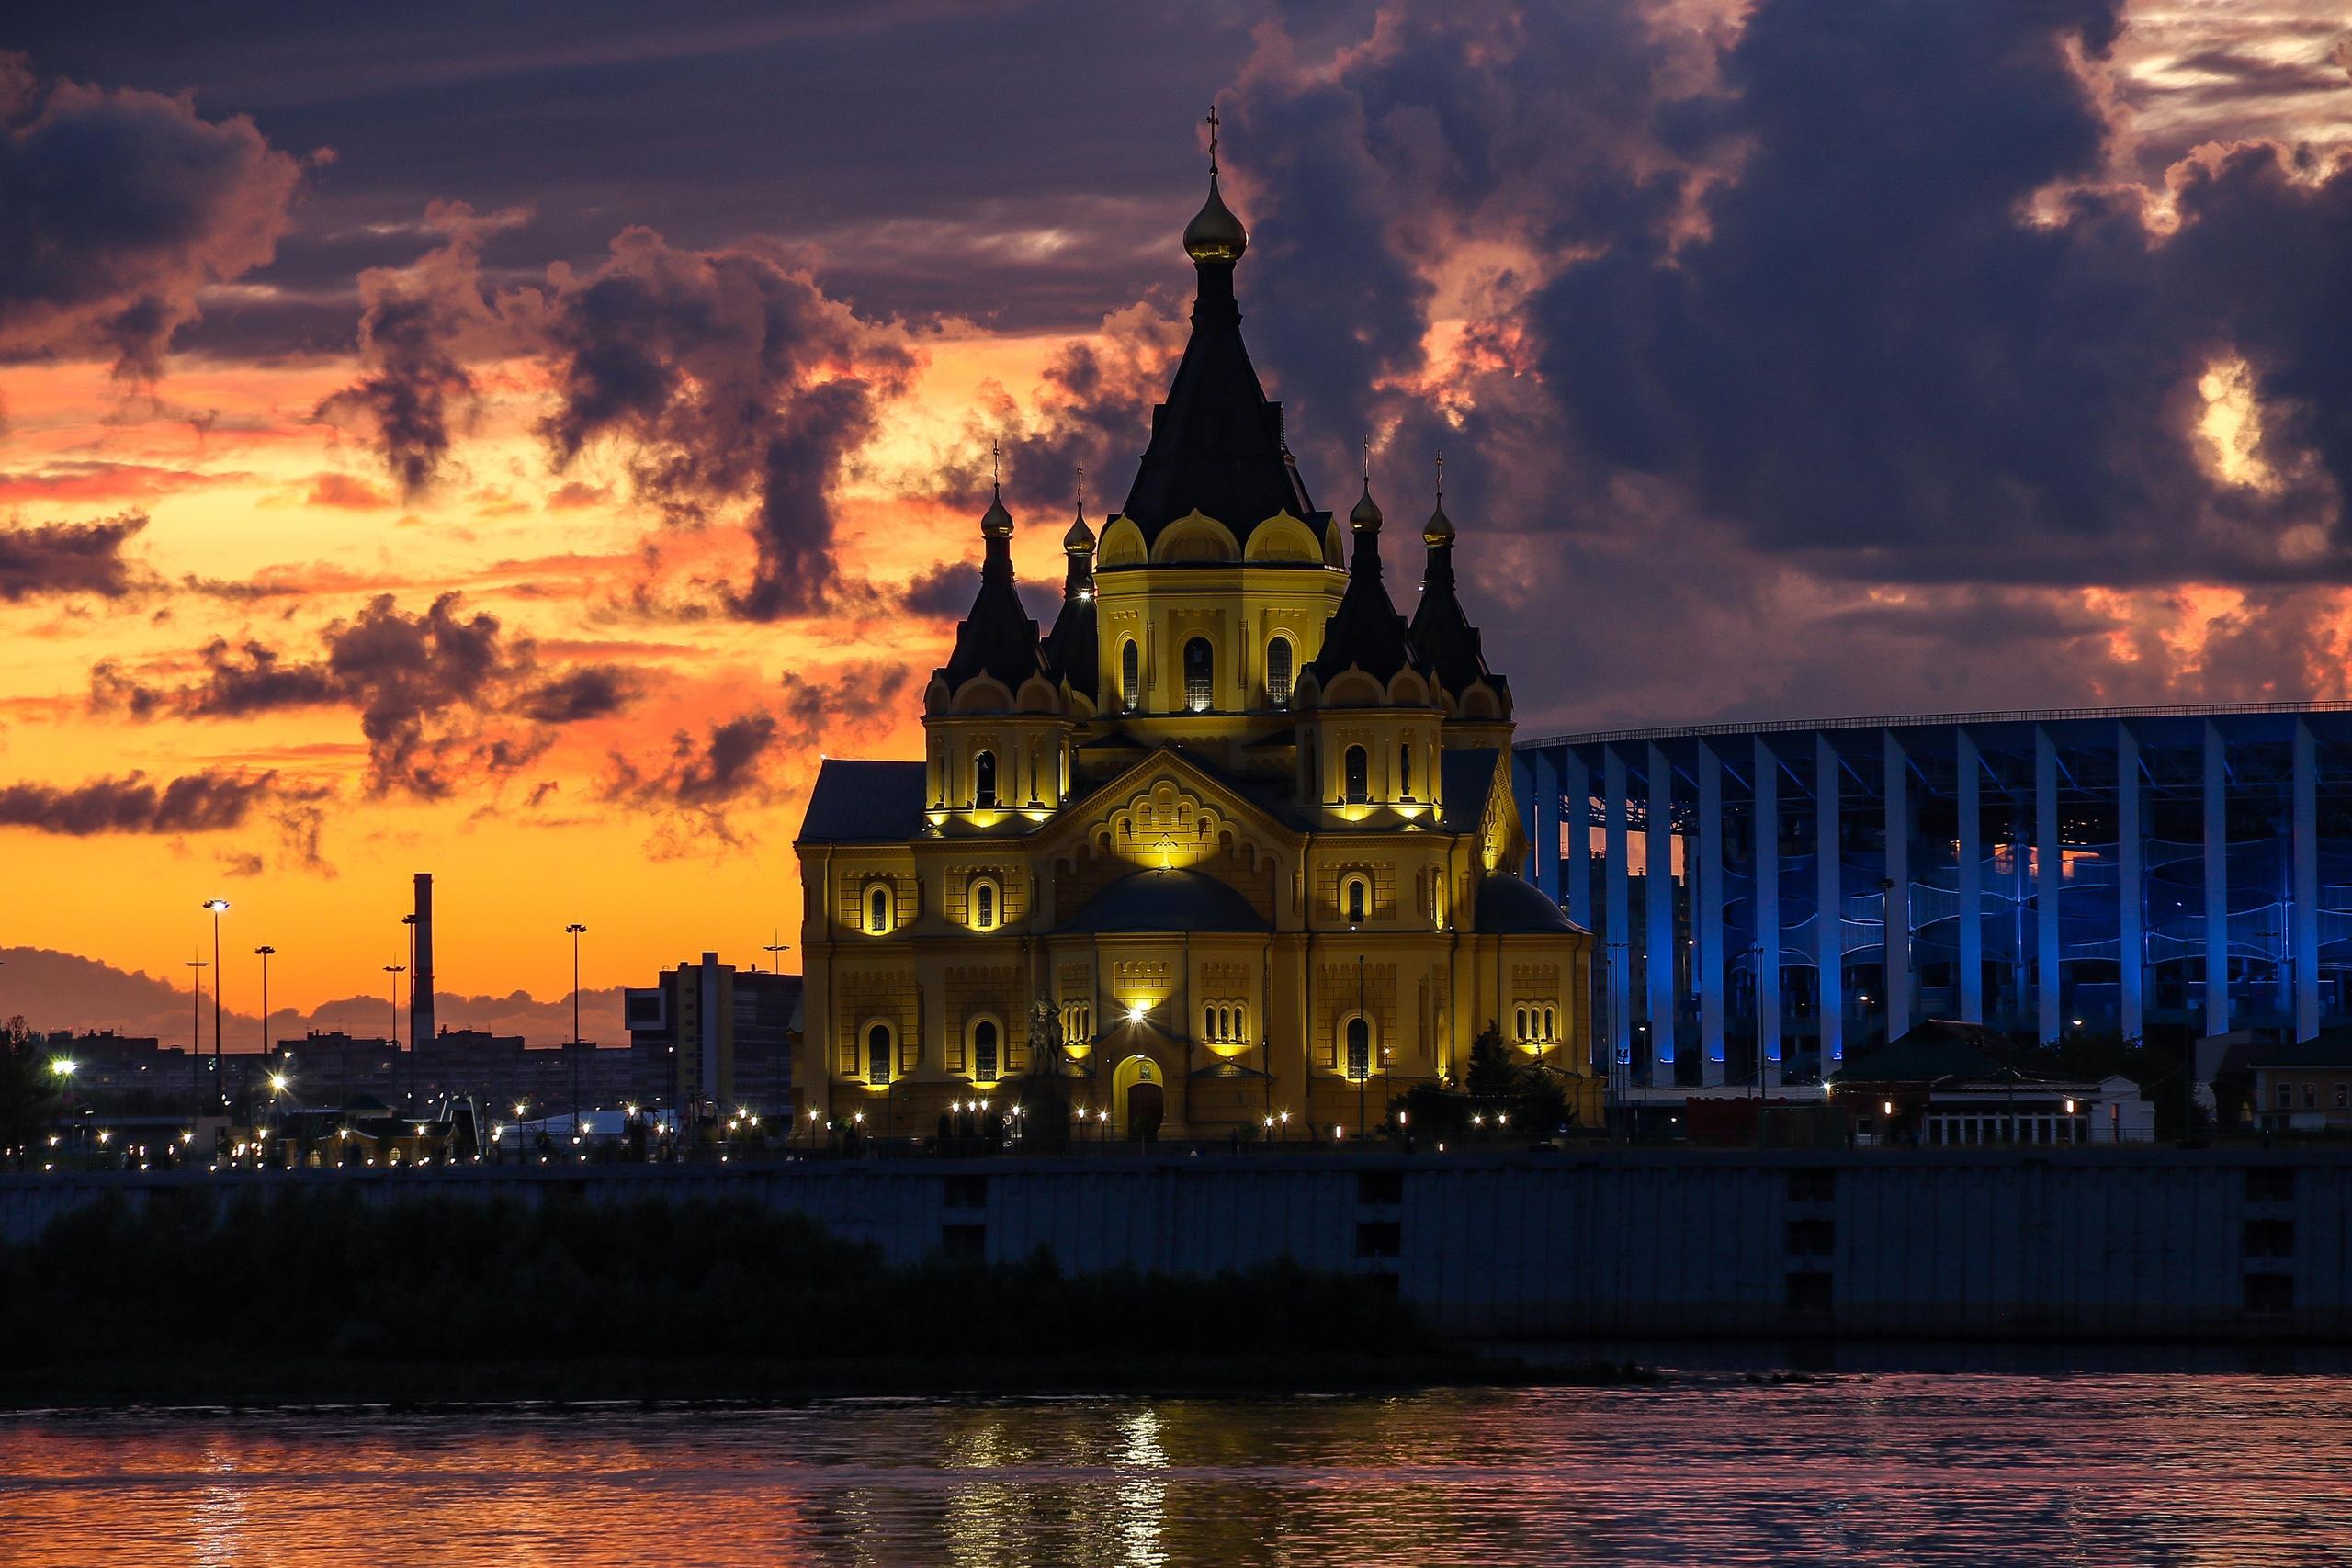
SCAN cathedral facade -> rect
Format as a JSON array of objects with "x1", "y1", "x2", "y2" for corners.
[{"x1": 794, "y1": 164, "x2": 1595, "y2": 1141}]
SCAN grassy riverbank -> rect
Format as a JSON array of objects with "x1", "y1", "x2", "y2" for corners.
[{"x1": 0, "y1": 1188, "x2": 1645, "y2": 1407}]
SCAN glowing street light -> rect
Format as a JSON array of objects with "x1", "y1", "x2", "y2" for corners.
[{"x1": 47, "y1": 1057, "x2": 74, "y2": 1080}]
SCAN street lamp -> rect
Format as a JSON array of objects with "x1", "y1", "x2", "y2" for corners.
[
  {"x1": 201, "y1": 899, "x2": 229, "y2": 1107},
  {"x1": 382, "y1": 962, "x2": 407, "y2": 1103},
  {"x1": 183, "y1": 953, "x2": 209, "y2": 1135},
  {"x1": 763, "y1": 930, "x2": 790, "y2": 975},
  {"x1": 566, "y1": 922, "x2": 587, "y2": 1138},
  {"x1": 254, "y1": 945, "x2": 277, "y2": 1061}
]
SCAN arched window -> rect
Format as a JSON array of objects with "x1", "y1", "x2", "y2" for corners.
[
  {"x1": 1121, "y1": 640, "x2": 1140, "y2": 711},
  {"x1": 1203, "y1": 1004, "x2": 1216, "y2": 1040},
  {"x1": 1266, "y1": 636, "x2": 1294, "y2": 708},
  {"x1": 1516, "y1": 1007, "x2": 1529, "y2": 1040},
  {"x1": 1344, "y1": 745, "x2": 1369, "y2": 805},
  {"x1": 1343, "y1": 874, "x2": 1369, "y2": 928},
  {"x1": 972, "y1": 878, "x2": 998, "y2": 931},
  {"x1": 867, "y1": 1023, "x2": 892, "y2": 1085},
  {"x1": 974, "y1": 750, "x2": 998, "y2": 808},
  {"x1": 1346, "y1": 1017, "x2": 1371, "y2": 1081},
  {"x1": 1398, "y1": 744, "x2": 1413, "y2": 800},
  {"x1": 972, "y1": 1019, "x2": 1000, "y2": 1081},
  {"x1": 1544, "y1": 1006, "x2": 1556, "y2": 1040},
  {"x1": 1183, "y1": 637, "x2": 1214, "y2": 713},
  {"x1": 1235, "y1": 1004, "x2": 1248, "y2": 1038},
  {"x1": 867, "y1": 885, "x2": 891, "y2": 934}
]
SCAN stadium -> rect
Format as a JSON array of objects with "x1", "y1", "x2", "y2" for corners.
[{"x1": 1512, "y1": 704, "x2": 2352, "y2": 1086}]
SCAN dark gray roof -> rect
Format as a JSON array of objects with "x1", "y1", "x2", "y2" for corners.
[
  {"x1": 1829, "y1": 1021, "x2": 2023, "y2": 1084},
  {"x1": 1440, "y1": 749, "x2": 1500, "y2": 831},
  {"x1": 1057, "y1": 867, "x2": 1270, "y2": 934},
  {"x1": 797, "y1": 760, "x2": 927, "y2": 844},
  {"x1": 2254, "y1": 1033, "x2": 2352, "y2": 1069},
  {"x1": 1475, "y1": 874, "x2": 1572, "y2": 934}
]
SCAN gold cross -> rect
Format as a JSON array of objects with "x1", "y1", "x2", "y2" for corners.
[
  {"x1": 1076, "y1": 460, "x2": 1084, "y2": 513},
  {"x1": 1435, "y1": 449, "x2": 1444, "y2": 502},
  {"x1": 991, "y1": 438, "x2": 1001, "y2": 486},
  {"x1": 1207, "y1": 105, "x2": 1220, "y2": 176}
]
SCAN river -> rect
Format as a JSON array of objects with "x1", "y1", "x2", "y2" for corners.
[{"x1": 3, "y1": 1370, "x2": 2348, "y2": 1564}]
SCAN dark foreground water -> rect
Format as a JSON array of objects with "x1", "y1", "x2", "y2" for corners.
[{"x1": 5, "y1": 1372, "x2": 2351, "y2": 1565}]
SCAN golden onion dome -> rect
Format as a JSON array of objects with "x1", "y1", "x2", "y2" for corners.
[
  {"x1": 1182, "y1": 175, "x2": 1249, "y2": 264},
  {"x1": 1350, "y1": 479, "x2": 1384, "y2": 532},
  {"x1": 1423, "y1": 500, "x2": 1455, "y2": 547},
  {"x1": 1064, "y1": 510, "x2": 1097, "y2": 553},
  {"x1": 980, "y1": 485, "x2": 1014, "y2": 539}
]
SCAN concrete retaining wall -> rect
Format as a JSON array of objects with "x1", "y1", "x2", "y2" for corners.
[{"x1": 4, "y1": 1149, "x2": 2346, "y2": 1340}]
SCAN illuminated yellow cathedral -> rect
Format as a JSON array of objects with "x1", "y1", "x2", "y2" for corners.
[{"x1": 795, "y1": 153, "x2": 1596, "y2": 1140}]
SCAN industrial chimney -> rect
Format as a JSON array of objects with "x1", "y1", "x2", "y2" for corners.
[{"x1": 412, "y1": 872, "x2": 435, "y2": 1050}]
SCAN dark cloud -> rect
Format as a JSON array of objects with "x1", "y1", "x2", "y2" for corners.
[
  {"x1": 776, "y1": 660, "x2": 912, "y2": 745},
  {"x1": 0, "y1": 51, "x2": 302, "y2": 384},
  {"x1": 0, "y1": 510, "x2": 147, "y2": 600},
  {"x1": 904, "y1": 560, "x2": 979, "y2": 617},
  {"x1": 0, "y1": 769, "x2": 277, "y2": 835},
  {"x1": 311, "y1": 201, "x2": 528, "y2": 495},
  {"x1": 601, "y1": 709, "x2": 781, "y2": 850},
  {"x1": 91, "y1": 593, "x2": 639, "y2": 797},
  {"x1": 516, "y1": 663, "x2": 639, "y2": 723},
  {"x1": 538, "y1": 228, "x2": 917, "y2": 618}
]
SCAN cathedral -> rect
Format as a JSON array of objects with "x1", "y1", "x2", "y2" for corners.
[{"x1": 795, "y1": 152, "x2": 1596, "y2": 1141}]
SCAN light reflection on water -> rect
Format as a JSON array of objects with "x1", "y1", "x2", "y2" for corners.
[{"x1": 3, "y1": 1375, "x2": 2350, "y2": 1565}]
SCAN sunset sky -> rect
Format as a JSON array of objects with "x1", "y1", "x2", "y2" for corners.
[{"x1": 4, "y1": 0, "x2": 2350, "y2": 1042}]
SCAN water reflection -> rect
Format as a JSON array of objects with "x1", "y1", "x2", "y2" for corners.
[{"x1": 3, "y1": 1376, "x2": 2349, "y2": 1565}]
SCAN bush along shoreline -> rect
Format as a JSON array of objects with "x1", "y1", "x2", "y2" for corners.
[{"x1": 0, "y1": 1189, "x2": 1649, "y2": 1407}]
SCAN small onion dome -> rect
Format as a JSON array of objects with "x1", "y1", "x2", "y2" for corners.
[
  {"x1": 1349, "y1": 478, "x2": 1384, "y2": 532},
  {"x1": 1423, "y1": 499, "x2": 1455, "y2": 547},
  {"x1": 1064, "y1": 509, "x2": 1097, "y2": 553},
  {"x1": 980, "y1": 484, "x2": 1014, "y2": 539},
  {"x1": 1182, "y1": 175, "x2": 1249, "y2": 264}
]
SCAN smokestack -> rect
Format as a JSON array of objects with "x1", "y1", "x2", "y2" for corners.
[{"x1": 413, "y1": 872, "x2": 435, "y2": 1050}]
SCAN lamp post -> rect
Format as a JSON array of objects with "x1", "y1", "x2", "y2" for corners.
[
  {"x1": 763, "y1": 931, "x2": 789, "y2": 975},
  {"x1": 401, "y1": 911, "x2": 419, "y2": 1105},
  {"x1": 201, "y1": 899, "x2": 230, "y2": 1111},
  {"x1": 254, "y1": 945, "x2": 276, "y2": 1060},
  {"x1": 565, "y1": 922, "x2": 587, "y2": 1138},
  {"x1": 183, "y1": 954, "x2": 209, "y2": 1139},
  {"x1": 383, "y1": 964, "x2": 406, "y2": 1106}
]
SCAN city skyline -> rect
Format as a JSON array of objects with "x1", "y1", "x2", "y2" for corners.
[{"x1": 6, "y1": 1, "x2": 2352, "y2": 1021}]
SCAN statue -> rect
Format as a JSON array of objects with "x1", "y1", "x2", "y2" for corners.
[{"x1": 1022, "y1": 998, "x2": 1073, "y2": 1153}]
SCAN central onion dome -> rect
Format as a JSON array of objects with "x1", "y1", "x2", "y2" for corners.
[
  {"x1": 1183, "y1": 174, "x2": 1249, "y2": 264},
  {"x1": 980, "y1": 484, "x2": 1014, "y2": 540},
  {"x1": 1350, "y1": 478, "x2": 1384, "y2": 532},
  {"x1": 1423, "y1": 497, "x2": 1455, "y2": 547}
]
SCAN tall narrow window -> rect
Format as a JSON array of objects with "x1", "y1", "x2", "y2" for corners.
[
  {"x1": 1544, "y1": 1006, "x2": 1556, "y2": 1040},
  {"x1": 972, "y1": 1019, "x2": 999, "y2": 1081},
  {"x1": 1344, "y1": 745, "x2": 1369, "y2": 805},
  {"x1": 974, "y1": 750, "x2": 997, "y2": 808},
  {"x1": 1121, "y1": 640, "x2": 1140, "y2": 711},
  {"x1": 1204, "y1": 1005, "x2": 1216, "y2": 1040},
  {"x1": 1516, "y1": 1007, "x2": 1529, "y2": 1040},
  {"x1": 1266, "y1": 637, "x2": 1294, "y2": 708},
  {"x1": 1398, "y1": 744, "x2": 1413, "y2": 800},
  {"x1": 1346, "y1": 1018, "x2": 1371, "y2": 1081},
  {"x1": 867, "y1": 1023, "x2": 892, "y2": 1085},
  {"x1": 868, "y1": 886, "x2": 890, "y2": 933},
  {"x1": 1345, "y1": 875, "x2": 1368, "y2": 927},
  {"x1": 1219, "y1": 1006, "x2": 1233, "y2": 1039},
  {"x1": 1183, "y1": 637, "x2": 1214, "y2": 713},
  {"x1": 974, "y1": 881, "x2": 997, "y2": 931}
]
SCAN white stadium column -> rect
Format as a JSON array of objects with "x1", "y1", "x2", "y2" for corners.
[
  {"x1": 1884, "y1": 732, "x2": 1911, "y2": 1043},
  {"x1": 1755, "y1": 737, "x2": 1781, "y2": 1086},
  {"x1": 2036, "y1": 726, "x2": 2062, "y2": 1044},
  {"x1": 1535, "y1": 749, "x2": 1562, "y2": 902},
  {"x1": 1566, "y1": 750, "x2": 1593, "y2": 931},
  {"x1": 1816, "y1": 734, "x2": 1844, "y2": 1070},
  {"x1": 2204, "y1": 721, "x2": 2230, "y2": 1035},
  {"x1": 1956, "y1": 727, "x2": 1984, "y2": 1024},
  {"x1": 2294, "y1": 719, "x2": 2320, "y2": 1043},
  {"x1": 1604, "y1": 747, "x2": 1632, "y2": 1070},
  {"x1": 2119, "y1": 723, "x2": 2143, "y2": 1045},
  {"x1": 1699, "y1": 741, "x2": 1725, "y2": 1084},
  {"x1": 1647, "y1": 743, "x2": 1678, "y2": 1079}
]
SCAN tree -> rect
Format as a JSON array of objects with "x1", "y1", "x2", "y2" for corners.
[
  {"x1": 0, "y1": 1017, "x2": 60, "y2": 1165},
  {"x1": 1464, "y1": 1024, "x2": 1518, "y2": 1096}
]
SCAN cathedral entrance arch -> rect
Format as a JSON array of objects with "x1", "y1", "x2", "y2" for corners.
[{"x1": 1111, "y1": 1054, "x2": 1166, "y2": 1142}]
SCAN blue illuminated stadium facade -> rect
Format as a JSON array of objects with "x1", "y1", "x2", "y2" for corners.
[{"x1": 1512, "y1": 705, "x2": 2352, "y2": 1086}]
